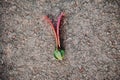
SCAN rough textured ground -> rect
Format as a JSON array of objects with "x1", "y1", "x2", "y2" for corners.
[{"x1": 0, "y1": 0, "x2": 120, "y2": 80}]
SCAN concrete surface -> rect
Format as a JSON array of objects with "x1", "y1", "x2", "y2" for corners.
[{"x1": 0, "y1": 0, "x2": 120, "y2": 80}]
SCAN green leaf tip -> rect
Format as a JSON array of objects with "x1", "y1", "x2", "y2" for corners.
[{"x1": 54, "y1": 49, "x2": 65, "y2": 60}]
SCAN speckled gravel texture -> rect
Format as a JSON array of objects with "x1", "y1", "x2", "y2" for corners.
[{"x1": 0, "y1": 0, "x2": 120, "y2": 80}]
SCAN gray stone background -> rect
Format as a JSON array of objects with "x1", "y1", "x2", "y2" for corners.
[{"x1": 0, "y1": 0, "x2": 120, "y2": 80}]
